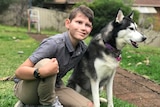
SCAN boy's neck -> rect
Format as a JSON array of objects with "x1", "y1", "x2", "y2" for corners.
[{"x1": 68, "y1": 32, "x2": 79, "y2": 49}]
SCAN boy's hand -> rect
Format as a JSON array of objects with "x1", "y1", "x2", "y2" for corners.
[{"x1": 39, "y1": 58, "x2": 59, "y2": 78}]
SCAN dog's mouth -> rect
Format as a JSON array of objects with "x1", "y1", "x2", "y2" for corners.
[{"x1": 130, "y1": 40, "x2": 138, "y2": 48}]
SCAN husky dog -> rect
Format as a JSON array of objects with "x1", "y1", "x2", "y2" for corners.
[{"x1": 67, "y1": 10, "x2": 146, "y2": 107}]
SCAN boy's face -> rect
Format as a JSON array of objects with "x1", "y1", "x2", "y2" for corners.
[{"x1": 65, "y1": 12, "x2": 92, "y2": 41}]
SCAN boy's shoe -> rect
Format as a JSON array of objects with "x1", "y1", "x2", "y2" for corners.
[
  {"x1": 14, "y1": 100, "x2": 24, "y2": 107},
  {"x1": 14, "y1": 96, "x2": 63, "y2": 107},
  {"x1": 52, "y1": 96, "x2": 63, "y2": 107}
]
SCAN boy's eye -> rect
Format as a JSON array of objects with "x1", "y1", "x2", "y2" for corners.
[
  {"x1": 76, "y1": 21, "x2": 82, "y2": 24},
  {"x1": 86, "y1": 24, "x2": 92, "y2": 28},
  {"x1": 75, "y1": 21, "x2": 92, "y2": 28}
]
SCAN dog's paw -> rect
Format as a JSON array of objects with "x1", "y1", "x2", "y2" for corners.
[{"x1": 100, "y1": 97, "x2": 107, "y2": 103}]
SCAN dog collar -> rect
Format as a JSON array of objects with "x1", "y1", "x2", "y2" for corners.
[{"x1": 105, "y1": 43, "x2": 121, "y2": 61}]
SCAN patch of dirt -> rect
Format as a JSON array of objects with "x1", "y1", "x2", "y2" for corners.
[
  {"x1": 28, "y1": 32, "x2": 48, "y2": 42},
  {"x1": 114, "y1": 68, "x2": 160, "y2": 107},
  {"x1": 28, "y1": 33, "x2": 160, "y2": 107}
]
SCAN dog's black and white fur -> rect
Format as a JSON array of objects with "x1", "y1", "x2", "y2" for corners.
[{"x1": 67, "y1": 10, "x2": 146, "y2": 107}]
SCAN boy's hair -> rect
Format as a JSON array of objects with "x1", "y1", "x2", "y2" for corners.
[{"x1": 69, "y1": 5, "x2": 94, "y2": 23}]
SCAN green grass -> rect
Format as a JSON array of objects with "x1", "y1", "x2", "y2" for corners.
[
  {"x1": 0, "y1": 81, "x2": 16, "y2": 106},
  {"x1": 2, "y1": 24, "x2": 159, "y2": 107},
  {"x1": 120, "y1": 45, "x2": 160, "y2": 84},
  {"x1": 0, "y1": 25, "x2": 39, "y2": 107},
  {"x1": 0, "y1": 26, "x2": 38, "y2": 78}
]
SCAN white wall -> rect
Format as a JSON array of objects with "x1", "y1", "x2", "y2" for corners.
[{"x1": 30, "y1": 7, "x2": 69, "y2": 32}]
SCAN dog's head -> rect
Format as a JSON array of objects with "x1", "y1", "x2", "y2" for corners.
[
  {"x1": 115, "y1": 10, "x2": 146, "y2": 49},
  {"x1": 102, "y1": 9, "x2": 146, "y2": 50}
]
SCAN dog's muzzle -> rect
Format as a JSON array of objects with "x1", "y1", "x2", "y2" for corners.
[{"x1": 142, "y1": 36, "x2": 147, "y2": 41}]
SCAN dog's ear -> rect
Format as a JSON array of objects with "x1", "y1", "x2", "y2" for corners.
[
  {"x1": 115, "y1": 9, "x2": 124, "y2": 23},
  {"x1": 128, "y1": 11, "x2": 134, "y2": 19}
]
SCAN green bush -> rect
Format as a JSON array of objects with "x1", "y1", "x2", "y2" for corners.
[
  {"x1": 0, "y1": 0, "x2": 14, "y2": 14},
  {"x1": 87, "y1": 0, "x2": 139, "y2": 36}
]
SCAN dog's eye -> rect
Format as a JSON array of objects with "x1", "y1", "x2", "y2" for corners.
[{"x1": 129, "y1": 27, "x2": 134, "y2": 30}]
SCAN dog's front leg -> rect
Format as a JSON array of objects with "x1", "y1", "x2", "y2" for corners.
[
  {"x1": 106, "y1": 70, "x2": 116, "y2": 107},
  {"x1": 90, "y1": 79, "x2": 100, "y2": 107}
]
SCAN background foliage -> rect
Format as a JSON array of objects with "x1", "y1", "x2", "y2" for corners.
[
  {"x1": 75, "y1": 0, "x2": 139, "y2": 36},
  {"x1": 87, "y1": 0, "x2": 139, "y2": 36},
  {"x1": 0, "y1": 0, "x2": 14, "y2": 14}
]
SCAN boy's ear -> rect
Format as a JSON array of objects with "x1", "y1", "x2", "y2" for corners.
[{"x1": 65, "y1": 19, "x2": 71, "y2": 29}]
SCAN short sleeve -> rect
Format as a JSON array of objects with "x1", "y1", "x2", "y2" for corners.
[{"x1": 29, "y1": 38, "x2": 57, "y2": 64}]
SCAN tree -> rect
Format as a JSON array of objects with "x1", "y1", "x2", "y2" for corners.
[
  {"x1": 31, "y1": 0, "x2": 53, "y2": 7},
  {"x1": 87, "y1": 0, "x2": 139, "y2": 36},
  {"x1": 0, "y1": 0, "x2": 14, "y2": 14}
]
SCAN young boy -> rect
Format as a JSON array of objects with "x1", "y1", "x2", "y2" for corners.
[{"x1": 14, "y1": 5, "x2": 94, "y2": 107}]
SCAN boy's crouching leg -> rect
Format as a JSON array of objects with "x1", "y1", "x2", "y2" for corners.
[
  {"x1": 35, "y1": 58, "x2": 57, "y2": 106},
  {"x1": 56, "y1": 87, "x2": 93, "y2": 107}
]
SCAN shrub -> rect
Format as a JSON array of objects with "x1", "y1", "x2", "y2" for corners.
[
  {"x1": 0, "y1": 0, "x2": 14, "y2": 14},
  {"x1": 87, "y1": 0, "x2": 139, "y2": 36}
]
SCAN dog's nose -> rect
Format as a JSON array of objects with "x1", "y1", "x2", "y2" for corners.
[{"x1": 142, "y1": 37, "x2": 147, "y2": 41}]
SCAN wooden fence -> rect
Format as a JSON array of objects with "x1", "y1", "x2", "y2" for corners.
[
  {"x1": 30, "y1": 7, "x2": 69, "y2": 32},
  {"x1": 0, "y1": 6, "x2": 69, "y2": 33}
]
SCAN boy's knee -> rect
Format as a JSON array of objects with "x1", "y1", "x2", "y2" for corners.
[
  {"x1": 64, "y1": 101, "x2": 93, "y2": 107},
  {"x1": 67, "y1": 101, "x2": 94, "y2": 107},
  {"x1": 87, "y1": 101, "x2": 94, "y2": 107},
  {"x1": 35, "y1": 58, "x2": 51, "y2": 68}
]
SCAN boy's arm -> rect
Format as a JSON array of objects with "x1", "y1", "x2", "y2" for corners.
[{"x1": 15, "y1": 58, "x2": 59, "y2": 80}]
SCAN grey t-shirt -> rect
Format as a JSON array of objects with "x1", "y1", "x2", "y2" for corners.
[{"x1": 29, "y1": 31, "x2": 87, "y2": 86}]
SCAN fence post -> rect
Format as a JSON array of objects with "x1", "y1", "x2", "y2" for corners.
[{"x1": 27, "y1": 9, "x2": 40, "y2": 33}]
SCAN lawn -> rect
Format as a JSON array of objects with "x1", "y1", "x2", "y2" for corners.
[
  {"x1": 2, "y1": 24, "x2": 159, "y2": 107},
  {"x1": 120, "y1": 45, "x2": 160, "y2": 84},
  {"x1": 0, "y1": 25, "x2": 39, "y2": 106}
]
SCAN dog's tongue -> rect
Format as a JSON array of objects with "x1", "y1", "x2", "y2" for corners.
[{"x1": 131, "y1": 40, "x2": 138, "y2": 48}]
